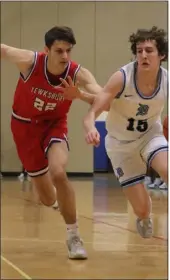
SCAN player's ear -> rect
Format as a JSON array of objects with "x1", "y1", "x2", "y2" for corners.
[
  {"x1": 44, "y1": 46, "x2": 49, "y2": 54},
  {"x1": 160, "y1": 54, "x2": 166, "y2": 61}
]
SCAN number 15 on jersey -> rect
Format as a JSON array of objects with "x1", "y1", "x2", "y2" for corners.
[{"x1": 127, "y1": 118, "x2": 148, "y2": 132}]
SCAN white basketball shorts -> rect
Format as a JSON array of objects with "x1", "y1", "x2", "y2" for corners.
[{"x1": 105, "y1": 130, "x2": 168, "y2": 188}]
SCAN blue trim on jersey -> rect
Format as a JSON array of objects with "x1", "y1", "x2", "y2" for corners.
[
  {"x1": 115, "y1": 69, "x2": 126, "y2": 98},
  {"x1": 133, "y1": 62, "x2": 162, "y2": 99}
]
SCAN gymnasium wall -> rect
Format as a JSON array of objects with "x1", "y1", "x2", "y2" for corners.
[{"x1": 1, "y1": 1, "x2": 167, "y2": 172}]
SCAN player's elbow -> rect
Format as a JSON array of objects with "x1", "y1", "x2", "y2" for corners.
[
  {"x1": 104, "y1": 104, "x2": 110, "y2": 111},
  {"x1": 1, "y1": 44, "x2": 8, "y2": 58}
]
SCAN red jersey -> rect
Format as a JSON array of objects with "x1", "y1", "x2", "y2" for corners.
[{"x1": 12, "y1": 52, "x2": 80, "y2": 121}]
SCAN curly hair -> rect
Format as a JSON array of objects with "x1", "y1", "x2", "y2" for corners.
[{"x1": 129, "y1": 26, "x2": 168, "y2": 61}]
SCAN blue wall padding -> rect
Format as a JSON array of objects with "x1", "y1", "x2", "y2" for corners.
[{"x1": 94, "y1": 121, "x2": 108, "y2": 171}]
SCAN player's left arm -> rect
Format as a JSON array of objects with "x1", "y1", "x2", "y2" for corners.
[
  {"x1": 76, "y1": 67, "x2": 110, "y2": 110},
  {"x1": 60, "y1": 67, "x2": 109, "y2": 110},
  {"x1": 76, "y1": 67, "x2": 102, "y2": 101}
]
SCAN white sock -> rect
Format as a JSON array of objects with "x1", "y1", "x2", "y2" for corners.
[
  {"x1": 51, "y1": 186, "x2": 58, "y2": 208},
  {"x1": 51, "y1": 200, "x2": 59, "y2": 209},
  {"x1": 67, "y1": 222, "x2": 79, "y2": 238}
]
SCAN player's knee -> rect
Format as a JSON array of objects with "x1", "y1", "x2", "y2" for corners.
[
  {"x1": 51, "y1": 167, "x2": 67, "y2": 185},
  {"x1": 40, "y1": 194, "x2": 56, "y2": 207},
  {"x1": 158, "y1": 166, "x2": 168, "y2": 184},
  {"x1": 153, "y1": 162, "x2": 168, "y2": 184}
]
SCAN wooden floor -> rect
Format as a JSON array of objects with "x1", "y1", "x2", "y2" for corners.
[{"x1": 1, "y1": 174, "x2": 167, "y2": 279}]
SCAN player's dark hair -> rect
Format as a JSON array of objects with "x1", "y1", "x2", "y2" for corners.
[
  {"x1": 129, "y1": 26, "x2": 168, "y2": 61},
  {"x1": 45, "y1": 26, "x2": 76, "y2": 48}
]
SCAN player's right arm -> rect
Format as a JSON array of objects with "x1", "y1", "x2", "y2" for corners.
[
  {"x1": 83, "y1": 70, "x2": 124, "y2": 146},
  {"x1": 1, "y1": 44, "x2": 35, "y2": 77}
]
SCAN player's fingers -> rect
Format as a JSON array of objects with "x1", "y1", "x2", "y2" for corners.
[
  {"x1": 75, "y1": 80, "x2": 80, "y2": 88},
  {"x1": 89, "y1": 133, "x2": 99, "y2": 145},
  {"x1": 60, "y1": 78, "x2": 69, "y2": 87},
  {"x1": 85, "y1": 134, "x2": 94, "y2": 145},
  {"x1": 93, "y1": 134, "x2": 100, "y2": 147},
  {"x1": 96, "y1": 132, "x2": 100, "y2": 142},
  {"x1": 67, "y1": 76, "x2": 74, "y2": 86}
]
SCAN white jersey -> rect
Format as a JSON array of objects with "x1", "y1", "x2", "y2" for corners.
[{"x1": 106, "y1": 62, "x2": 167, "y2": 141}]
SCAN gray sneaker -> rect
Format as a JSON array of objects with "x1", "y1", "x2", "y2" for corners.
[
  {"x1": 159, "y1": 182, "x2": 168, "y2": 190},
  {"x1": 67, "y1": 235, "x2": 87, "y2": 260},
  {"x1": 136, "y1": 217, "x2": 153, "y2": 238}
]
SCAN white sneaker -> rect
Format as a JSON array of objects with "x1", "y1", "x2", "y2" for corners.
[
  {"x1": 144, "y1": 176, "x2": 152, "y2": 187},
  {"x1": 136, "y1": 217, "x2": 153, "y2": 238},
  {"x1": 18, "y1": 173, "x2": 25, "y2": 181},
  {"x1": 67, "y1": 235, "x2": 87, "y2": 259},
  {"x1": 147, "y1": 183, "x2": 156, "y2": 189},
  {"x1": 159, "y1": 182, "x2": 168, "y2": 190},
  {"x1": 154, "y1": 178, "x2": 163, "y2": 187}
]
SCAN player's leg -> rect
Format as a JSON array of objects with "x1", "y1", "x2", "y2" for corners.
[
  {"x1": 105, "y1": 136, "x2": 152, "y2": 238},
  {"x1": 123, "y1": 183, "x2": 152, "y2": 238},
  {"x1": 150, "y1": 151, "x2": 168, "y2": 184},
  {"x1": 123, "y1": 183, "x2": 151, "y2": 219},
  {"x1": 47, "y1": 141, "x2": 76, "y2": 222},
  {"x1": 11, "y1": 118, "x2": 59, "y2": 209},
  {"x1": 30, "y1": 171, "x2": 58, "y2": 208},
  {"x1": 115, "y1": 157, "x2": 152, "y2": 238},
  {"x1": 142, "y1": 136, "x2": 168, "y2": 185},
  {"x1": 46, "y1": 140, "x2": 87, "y2": 259},
  {"x1": 11, "y1": 118, "x2": 86, "y2": 258}
]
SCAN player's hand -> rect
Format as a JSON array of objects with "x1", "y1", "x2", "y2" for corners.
[
  {"x1": 85, "y1": 127, "x2": 100, "y2": 147},
  {"x1": 60, "y1": 76, "x2": 81, "y2": 100}
]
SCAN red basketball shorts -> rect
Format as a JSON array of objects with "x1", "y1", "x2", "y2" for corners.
[{"x1": 11, "y1": 116, "x2": 68, "y2": 177}]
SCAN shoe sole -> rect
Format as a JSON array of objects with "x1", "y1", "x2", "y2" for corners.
[{"x1": 68, "y1": 251, "x2": 88, "y2": 260}]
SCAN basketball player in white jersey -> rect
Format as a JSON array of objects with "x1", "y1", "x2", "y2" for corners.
[{"x1": 82, "y1": 26, "x2": 168, "y2": 238}]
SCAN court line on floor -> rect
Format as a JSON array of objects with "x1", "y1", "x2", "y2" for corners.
[
  {"x1": 1, "y1": 255, "x2": 32, "y2": 280},
  {"x1": 1, "y1": 237, "x2": 167, "y2": 248},
  {"x1": 80, "y1": 215, "x2": 167, "y2": 242},
  {"x1": 3, "y1": 195, "x2": 167, "y2": 242},
  {"x1": 21, "y1": 196, "x2": 167, "y2": 241}
]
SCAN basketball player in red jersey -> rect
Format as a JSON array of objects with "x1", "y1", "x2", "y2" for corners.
[{"x1": 1, "y1": 26, "x2": 102, "y2": 259}]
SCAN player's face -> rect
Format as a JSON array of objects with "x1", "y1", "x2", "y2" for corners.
[
  {"x1": 136, "y1": 40, "x2": 164, "y2": 71},
  {"x1": 45, "y1": 40, "x2": 73, "y2": 69}
]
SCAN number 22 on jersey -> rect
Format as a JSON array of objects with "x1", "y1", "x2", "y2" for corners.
[{"x1": 34, "y1": 97, "x2": 56, "y2": 111}]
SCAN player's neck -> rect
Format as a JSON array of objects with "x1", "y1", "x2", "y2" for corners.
[
  {"x1": 136, "y1": 67, "x2": 160, "y2": 87},
  {"x1": 46, "y1": 59, "x2": 67, "y2": 76}
]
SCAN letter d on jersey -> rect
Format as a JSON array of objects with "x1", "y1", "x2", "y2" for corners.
[{"x1": 116, "y1": 167, "x2": 124, "y2": 179}]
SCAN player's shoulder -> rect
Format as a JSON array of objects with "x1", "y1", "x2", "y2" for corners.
[
  {"x1": 37, "y1": 52, "x2": 46, "y2": 57},
  {"x1": 69, "y1": 60, "x2": 81, "y2": 74},
  {"x1": 120, "y1": 61, "x2": 135, "y2": 73},
  {"x1": 70, "y1": 60, "x2": 80, "y2": 68},
  {"x1": 117, "y1": 61, "x2": 135, "y2": 88}
]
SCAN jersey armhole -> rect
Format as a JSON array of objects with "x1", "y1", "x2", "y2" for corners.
[
  {"x1": 115, "y1": 68, "x2": 126, "y2": 99},
  {"x1": 73, "y1": 64, "x2": 81, "y2": 85},
  {"x1": 20, "y1": 52, "x2": 38, "y2": 83}
]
